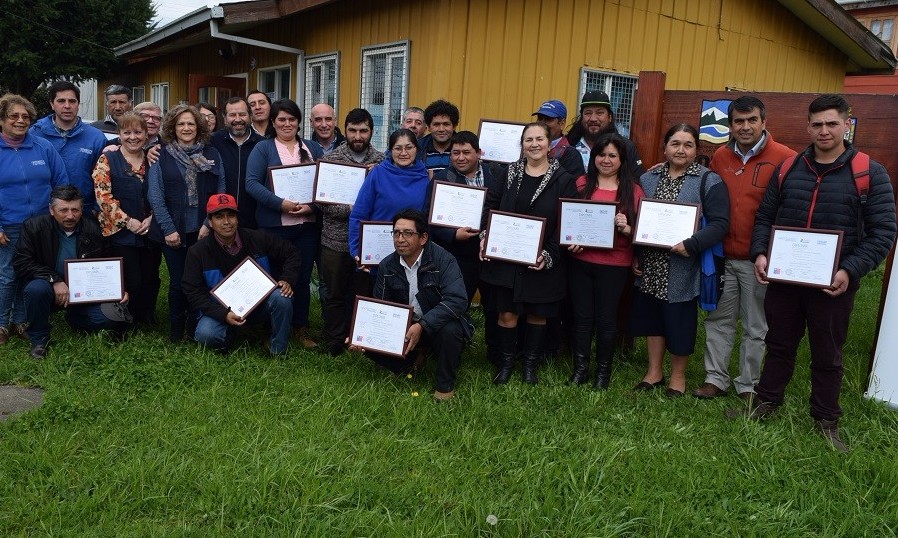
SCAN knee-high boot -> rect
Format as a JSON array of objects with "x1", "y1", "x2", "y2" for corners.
[
  {"x1": 568, "y1": 326, "x2": 591, "y2": 385},
  {"x1": 492, "y1": 325, "x2": 517, "y2": 385},
  {"x1": 521, "y1": 322, "x2": 546, "y2": 385},
  {"x1": 593, "y1": 328, "x2": 615, "y2": 389}
]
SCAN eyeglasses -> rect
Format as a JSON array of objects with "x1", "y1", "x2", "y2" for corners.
[
  {"x1": 202, "y1": 113, "x2": 216, "y2": 121},
  {"x1": 139, "y1": 114, "x2": 162, "y2": 122},
  {"x1": 392, "y1": 145, "x2": 416, "y2": 154},
  {"x1": 390, "y1": 230, "x2": 421, "y2": 238},
  {"x1": 6, "y1": 114, "x2": 30, "y2": 122}
]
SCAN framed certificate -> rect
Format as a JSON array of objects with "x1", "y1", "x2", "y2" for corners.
[
  {"x1": 65, "y1": 257, "x2": 124, "y2": 304},
  {"x1": 483, "y1": 210, "x2": 546, "y2": 266},
  {"x1": 478, "y1": 119, "x2": 526, "y2": 164},
  {"x1": 268, "y1": 163, "x2": 317, "y2": 204},
  {"x1": 210, "y1": 256, "x2": 278, "y2": 319},
  {"x1": 350, "y1": 296, "x2": 414, "y2": 358},
  {"x1": 632, "y1": 199, "x2": 700, "y2": 248},
  {"x1": 558, "y1": 198, "x2": 618, "y2": 249},
  {"x1": 359, "y1": 221, "x2": 395, "y2": 266},
  {"x1": 766, "y1": 226, "x2": 843, "y2": 288},
  {"x1": 313, "y1": 160, "x2": 368, "y2": 205},
  {"x1": 428, "y1": 181, "x2": 487, "y2": 230}
]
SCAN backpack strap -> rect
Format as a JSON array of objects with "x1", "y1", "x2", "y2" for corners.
[
  {"x1": 776, "y1": 154, "x2": 799, "y2": 188},
  {"x1": 851, "y1": 151, "x2": 871, "y2": 206}
]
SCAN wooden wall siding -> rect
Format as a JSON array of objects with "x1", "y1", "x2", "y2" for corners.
[{"x1": 107, "y1": 0, "x2": 852, "y2": 131}]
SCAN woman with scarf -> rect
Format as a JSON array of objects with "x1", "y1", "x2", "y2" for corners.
[
  {"x1": 148, "y1": 104, "x2": 225, "y2": 342},
  {"x1": 479, "y1": 122, "x2": 577, "y2": 385},
  {"x1": 245, "y1": 99, "x2": 324, "y2": 349},
  {"x1": 93, "y1": 112, "x2": 161, "y2": 325}
]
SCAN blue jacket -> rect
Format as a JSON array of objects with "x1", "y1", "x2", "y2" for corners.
[
  {"x1": 348, "y1": 157, "x2": 431, "y2": 257},
  {"x1": 30, "y1": 115, "x2": 107, "y2": 211},
  {"x1": 147, "y1": 145, "x2": 225, "y2": 240},
  {"x1": 0, "y1": 132, "x2": 70, "y2": 232},
  {"x1": 245, "y1": 138, "x2": 324, "y2": 228}
]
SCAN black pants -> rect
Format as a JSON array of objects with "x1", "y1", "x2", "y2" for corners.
[
  {"x1": 368, "y1": 319, "x2": 466, "y2": 392},
  {"x1": 319, "y1": 245, "x2": 373, "y2": 348},
  {"x1": 109, "y1": 243, "x2": 161, "y2": 324},
  {"x1": 568, "y1": 259, "x2": 629, "y2": 363}
]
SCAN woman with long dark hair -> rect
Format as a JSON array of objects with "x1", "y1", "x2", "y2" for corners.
[
  {"x1": 565, "y1": 133, "x2": 644, "y2": 388},
  {"x1": 148, "y1": 104, "x2": 225, "y2": 341},
  {"x1": 245, "y1": 98, "x2": 324, "y2": 348},
  {"x1": 632, "y1": 124, "x2": 729, "y2": 397},
  {"x1": 480, "y1": 122, "x2": 577, "y2": 385}
]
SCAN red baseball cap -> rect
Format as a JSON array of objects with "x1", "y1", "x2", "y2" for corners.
[{"x1": 206, "y1": 193, "x2": 238, "y2": 215}]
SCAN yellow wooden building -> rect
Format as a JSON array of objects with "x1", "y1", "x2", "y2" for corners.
[{"x1": 108, "y1": 0, "x2": 894, "y2": 148}]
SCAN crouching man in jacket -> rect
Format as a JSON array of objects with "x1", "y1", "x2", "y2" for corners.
[
  {"x1": 13, "y1": 185, "x2": 132, "y2": 359},
  {"x1": 183, "y1": 194, "x2": 300, "y2": 355},
  {"x1": 352, "y1": 209, "x2": 473, "y2": 401}
]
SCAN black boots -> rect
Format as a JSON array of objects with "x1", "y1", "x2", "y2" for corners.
[
  {"x1": 492, "y1": 326, "x2": 516, "y2": 385},
  {"x1": 568, "y1": 327, "x2": 591, "y2": 385},
  {"x1": 592, "y1": 329, "x2": 615, "y2": 390},
  {"x1": 521, "y1": 323, "x2": 546, "y2": 385}
]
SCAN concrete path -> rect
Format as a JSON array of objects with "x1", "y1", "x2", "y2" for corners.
[{"x1": 0, "y1": 385, "x2": 45, "y2": 422}]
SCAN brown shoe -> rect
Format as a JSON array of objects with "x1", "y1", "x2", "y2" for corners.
[
  {"x1": 815, "y1": 419, "x2": 849, "y2": 452},
  {"x1": 738, "y1": 391, "x2": 754, "y2": 403},
  {"x1": 724, "y1": 398, "x2": 779, "y2": 421},
  {"x1": 10, "y1": 323, "x2": 28, "y2": 340},
  {"x1": 293, "y1": 327, "x2": 318, "y2": 349},
  {"x1": 433, "y1": 389, "x2": 456, "y2": 402},
  {"x1": 0, "y1": 327, "x2": 9, "y2": 345},
  {"x1": 692, "y1": 382, "x2": 726, "y2": 399}
]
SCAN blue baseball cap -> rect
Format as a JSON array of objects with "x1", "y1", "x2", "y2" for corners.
[{"x1": 532, "y1": 99, "x2": 568, "y2": 119}]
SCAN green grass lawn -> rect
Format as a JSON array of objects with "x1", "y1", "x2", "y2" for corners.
[{"x1": 1, "y1": 270, "x2": 897, "y2": 536}]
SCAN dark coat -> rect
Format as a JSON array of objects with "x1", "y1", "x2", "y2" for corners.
[
  {"x1": 373, "y1": 241, "x2": 473, "y2": 338},
  {"x1": 751, "y1": 144, "x2": 897, "y2": 283},
  {"x1": 13, "y1": 213, "x2": 105, "y2": 283},
  {"x1": 209, "y1": 129, "x2": 266, "y2": 229},
  {"x1": 479, "y1": 159, "x2": 577, "y2": 303}
]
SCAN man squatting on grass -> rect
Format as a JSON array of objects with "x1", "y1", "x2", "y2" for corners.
[
  {"x1": 727, "y1": 94, "x2": 896, "y2": 452},
  {"x1": 349, "y1": 209, "x2": 473, "y2": 402},
  {"x1": 182, "y1": 194, "x2": 300, "y2": 356}
]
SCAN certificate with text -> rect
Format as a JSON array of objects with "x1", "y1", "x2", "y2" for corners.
[
  {"x1": 478, "y1": 119, "x2": 526, "y2": 163},
  {"x1": 313, "y1": 161, "x2": 368, "y2": 205},
  {"x1": 350, "y1": 296, "x2": 413, "y2": 358},
  {"x1": 359, "y1": 221, "x2": 395, "y2": 266},
  {"x1": 210, "y1": 257, "x2": 278, "y2": 319},
  {"x1": 483, "y1": 210, "x2": 546, "y2": 266},
  {"x1": 632, "y1": 199, "x2": 700, "y2": 248},
  {"x1": 558, "y1": 198, "x2": 617, "y2": 249},
  {"x1": 269, "y1": 163, "x2": 317, "y2": 204},
  {"x1": 766, "y1": 226, "x2": 843, "y2": 288},
  {"x1": 428, "y1": 181, "x2": 487, "y2": 230},
  {"x1": 65, "y1": 257, "x2": 124, "y2": 304}
]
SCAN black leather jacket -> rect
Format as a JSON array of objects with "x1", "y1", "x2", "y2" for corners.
[{"x1": 13, "y1": 213, "x2": 106, "y2": 283}]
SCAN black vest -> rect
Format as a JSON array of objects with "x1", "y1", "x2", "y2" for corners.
[{"x1": 149, "y1": 145, "x2": 220, "y2": 242}]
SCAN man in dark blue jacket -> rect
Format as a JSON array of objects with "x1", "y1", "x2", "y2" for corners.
[
  {"x1": 210, "y1": 97, "x2": 265, "y2": 229},
  {"x1": 353, "y1": 209, "x2": 472, "y2": 401},
  {"x1": 729, "y1": 94, "x2": 897, "y2": 452}
]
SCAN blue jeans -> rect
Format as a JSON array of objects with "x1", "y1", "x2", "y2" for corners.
[
  {"x1": 23, "y1": 279, "x2": 126, "y2": 346},
  {"x1": 161, "y1": 231, "x2": 198, "y2": 339},
  {"x1": 0, "y1": 225, "x2": 25, "y2": 328},
  {"x1": 194, "y1": 291, "x2": 293, "y2": 354},
  {"x1": 264, "y1": 223, "x2": 319, "y2": 328}
]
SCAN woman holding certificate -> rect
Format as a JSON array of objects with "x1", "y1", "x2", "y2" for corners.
[
  {"x1": 480, "y1": 122, "x2": 577, "y2": 385},
  {"x1": 148, "y1": 104, "x2": 225, "y2": 342},
  {"x1": 632, "y1": 124, "x2": 729, "y2": 397},
  {"x1": 245, "y1": 99, "x2": 324, "y2": 348},
  {"x1": 93, "y1": 112, "x2": 161, "y2": 325},
  {"x1": 565, "y1": 133, "x2": 644, "y2": 389}
]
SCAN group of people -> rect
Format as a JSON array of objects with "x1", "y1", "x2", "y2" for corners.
[{"x1": 0, "y1": 82, "x2": 893, "y2": 450}]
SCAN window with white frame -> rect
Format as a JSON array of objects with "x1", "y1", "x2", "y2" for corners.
[
  {"x1": 304, "y1": 53, "x2": 339, "y2": 124},
  {"x1": 132, "y1": 86, "x2": 146, "y2": 104},
  {"x1": 360, "y1": 42, "x2": 409, "y2": 151},
  {"x1": 258, "y1": 66, "x2": 291, "y2": 101},
  {"x1": 151, "y1": 83, "x2": 169, "y2": 113},
  {"x1": 871, "y1": 18, "x2": 894, "y2": 45},
  {"x1": 578, "y1": 69, "x2": 638, "y2": 138}
]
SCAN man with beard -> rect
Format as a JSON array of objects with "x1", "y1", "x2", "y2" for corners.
[
  {"x1": 418, "y1": 100, "x2": 459, "y2": 173},
  {"x1": 247, "y1": 90, "x2": 272, "y2": 138},
  {"x1": 317, "y1": 108, "x2": 385, "y2": 356},
  {"x1": 309, "y1": 103, "x2": 346, "y2": 155},
  {"x1": 566, "y1": 91, "x2": 644, "y2": 177},
  {"x1": 210, "y1": 97, "x2": 265, "y2": 229}
]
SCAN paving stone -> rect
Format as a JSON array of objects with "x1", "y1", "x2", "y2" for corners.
[{"x1": 0, "y1": 385, "x2": 45, "y2": 422}]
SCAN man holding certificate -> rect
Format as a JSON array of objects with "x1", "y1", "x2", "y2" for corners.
[
  {"x1": 362, "y1": 209, "x2": 472, "y2": 402},
  {"x1": 13, "y1": 185, "x2": 132, "y2": 359},
  {"x1": 730, "y1": 95, "x2": 897, "y2": 452},
  {"x1": 183, "y1": 194, "x2": 300, "y2": 356}
]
